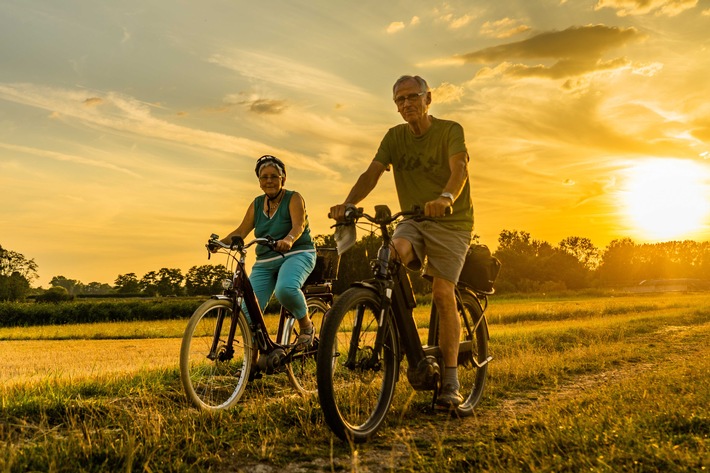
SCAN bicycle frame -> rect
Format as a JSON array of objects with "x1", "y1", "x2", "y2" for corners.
[
  {"x1": 208, "y1": 240, "x2": 326, "y2": 373},
  {"x1": 346, "y1": 205, "x2": 491, "y2": 390}
]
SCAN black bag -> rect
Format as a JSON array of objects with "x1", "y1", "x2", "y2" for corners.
[{"x1": 458, "y1": 244, "x2": 501, "y2": 293}]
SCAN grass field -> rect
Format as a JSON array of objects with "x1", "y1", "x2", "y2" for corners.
[{"x1": 1, "y1": 292, "x2": 708, "y2": 472}]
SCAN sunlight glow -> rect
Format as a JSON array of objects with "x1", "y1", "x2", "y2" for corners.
[{"x1": 620, "y1": 159, "x2": 710, "y2": 241}]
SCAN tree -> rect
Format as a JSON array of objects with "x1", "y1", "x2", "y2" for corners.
[
  {"x1": 558, "y1": 236, "x2": 600, "y2": 271},
  {"x1": 0, "y1": 245, "x2": 38, "y2": 281},
  {"x1": 83, "y1": 282, "x2": 114, "y2": 295},
  {"x1": 140, "y1": 271, "x2": 160, "y2": 296},
  {"x1": 50, "y1": 276, "x2": 83, "y2": 295},
  {"x1": 36, "y1": 286, "x2": 73, "y2": 303},
  {"x1": 140, "y1": 268, "x2": 184, "y2": 296},
  {"x1": 597, "y1": 238, "x2": 638, "y2": 286},
  {"x1": 114, "y1": 273, "x2": 141, "y2": 294},
  {"x1": 0, "y1": 272, "x2": 30, "y2": 301},
  {"x1": 0, "y1": 245, "x2": 37, "y2": 301},
  {"x1": 185, "y1": 264, "x2": 231, "y2": 296}
]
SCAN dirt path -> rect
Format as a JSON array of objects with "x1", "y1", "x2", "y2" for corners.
[{"x1": 238, "y1": 324, "x2": 707, "y2": 473}]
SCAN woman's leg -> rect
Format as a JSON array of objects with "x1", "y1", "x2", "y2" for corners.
[
  {"x1": 243, "y1": 261, "x2": 278, "y2": 321},
  {"x1": 273, "y1": 252, "x2": 316, "y2": 320}
]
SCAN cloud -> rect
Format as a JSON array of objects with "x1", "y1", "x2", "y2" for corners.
[
  {"x1": 459, "y1": 25, "x2": 644, "y2": 80},
  {"x1": 221, "y1": 92, "x2": 288, "y2": 115},
  {"x1": 595, "y1": 0, "x2": 698, "y2": 17},
  {"x1": 208, "y1": 50, "x2": 368, "y2": 100},
  {"x1": 0, "y1": 82, "x2": 289, "y2": 163},
  {"x1": 0, "y1": 142, "x2": 141, "y2": 177},
  {"x1": 431, "y1": 82, "x2": 464, "y2": 103},
  {"x1": 387, "y1": 22, "x2": 405, "y2": 34},
  {"x1": 386, "y1": 16, "x2": 420, "y2": 34},
  {"x1": 480, "y1": 18, "x2": 531, "y2": 39},
  {"x1": 83, "y1": 97, "x2": 103, "y2": 106},
  {"x1": 440, "y1": 13, "x2": 476, "y2": 29}
]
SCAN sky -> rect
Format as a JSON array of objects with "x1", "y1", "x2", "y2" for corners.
[{"x1": 1, "y1": 0, "x2": 710, "y2": 287}]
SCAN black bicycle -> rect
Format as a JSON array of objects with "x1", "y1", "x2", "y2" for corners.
[
  {"x1": 180, "y1": 234, "x2": 338, "y2": 411},
  {"x1": 316, "y1": 205, "x2": 492, "y2": 442}
]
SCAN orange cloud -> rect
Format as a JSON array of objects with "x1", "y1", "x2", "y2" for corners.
[
  {"x1": 460, "y1": 25, "x2": 644, "y2": 79},
  {"x1": 595, "y1": 0, "x2": 698, "y2": 17}
]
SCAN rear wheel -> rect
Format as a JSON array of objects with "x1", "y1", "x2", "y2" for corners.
[
  {"x1": 316, "y1": 287, "x2": 398, "y2": 442},
  {"x1": 283, "y1": 297, "x2": 330, "y2": 395},
  {"x1": 453, "y1": 291, "x2": 489, "y2": 416},
  {"x1": 180, "y1": 299, "x2": 253, "y2": 411}
]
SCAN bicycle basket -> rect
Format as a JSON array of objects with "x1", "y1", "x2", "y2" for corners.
[
  {"x1": 458, "y1": 244, "x2": 501, "y2": 294},
  {"x1": 304, "y1": 248, "x2": 340, "y2": 284}
]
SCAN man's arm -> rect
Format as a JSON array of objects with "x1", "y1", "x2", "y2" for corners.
[
  {"x1": 442, "y1": 151, "x2": 469, "y2": 200},
  {"x1": 330, "y1": 161, "x2": 386, "y2": 221},
  {"x1": 424, "y1": 151, "x2": 469, "y2": 218}
]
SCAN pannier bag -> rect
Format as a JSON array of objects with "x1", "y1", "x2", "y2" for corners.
[{"x1": 458, "y1": 244, "x2": 501, "y2": 294}]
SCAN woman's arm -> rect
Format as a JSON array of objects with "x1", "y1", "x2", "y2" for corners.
[{"x1": 276, "y1": 191, "x2": 307, "y2": 252}]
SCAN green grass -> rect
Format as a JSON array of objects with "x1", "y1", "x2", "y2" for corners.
[{"x1": 1, "y1": 292, "x2": 708, "y2": 472}]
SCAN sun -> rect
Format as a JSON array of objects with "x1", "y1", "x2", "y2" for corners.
[{"x1": 620, "y1": 158, "x2": 710, "y2": 241}]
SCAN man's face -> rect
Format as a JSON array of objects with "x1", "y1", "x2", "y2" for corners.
[{"x1": 394, "y1": 79, "x2": 430, "y2": 124}]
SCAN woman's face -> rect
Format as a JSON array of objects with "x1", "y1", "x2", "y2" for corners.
[{"x1": 258, "y1": 164, "x2": 285, "y2": 197}]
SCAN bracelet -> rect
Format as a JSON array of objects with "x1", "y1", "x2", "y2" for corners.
[
  {"x1": 286, "y1": 234, "x2": 296, "y2": 241},
  {"x1": 440, "y1": 192, "x2": 455, "y2": 204}
]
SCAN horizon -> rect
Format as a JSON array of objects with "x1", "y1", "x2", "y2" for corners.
[{"x1": 2, "y1": 1, "x2": 709, "y2": 287}]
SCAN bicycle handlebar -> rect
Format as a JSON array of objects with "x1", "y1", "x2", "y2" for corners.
[
  {"x1": 331, "y1": 204, "x2": 450, "y2": 227},
  {"x1": 206, "y1": 234, "x2": 279, "y2": 255}
]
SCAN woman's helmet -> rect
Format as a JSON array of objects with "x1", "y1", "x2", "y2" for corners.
[{"x1": 255, "y1": 155, "x2": 286, "y2": 177}]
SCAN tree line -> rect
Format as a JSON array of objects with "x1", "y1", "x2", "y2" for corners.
[{"x1": 2, "y1": 231, "x2": 710, "y2": 302}]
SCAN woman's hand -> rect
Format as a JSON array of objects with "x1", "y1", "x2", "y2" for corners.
[{"x1": 275, "y1": 234, "x2": 295, "y2": 253}]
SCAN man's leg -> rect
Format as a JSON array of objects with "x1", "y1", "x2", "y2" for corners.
[
  {"x1": 432, "y1": 276, "x2": 463, "y2": 406},
  {"x1": 392, "y1": 237, "x2": 418, "y2": 267}
]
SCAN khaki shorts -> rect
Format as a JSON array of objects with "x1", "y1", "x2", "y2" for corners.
[{"x1": 392, "y1": 219, "x2": 472, "y2": 284}]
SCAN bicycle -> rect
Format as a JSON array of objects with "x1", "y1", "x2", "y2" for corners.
[
  {"x1": 180, "y1": 234, "x2": 338, "y2": 411},
  {"x1": 316, "y1": 205, "x2": 493, "y2": 442}
]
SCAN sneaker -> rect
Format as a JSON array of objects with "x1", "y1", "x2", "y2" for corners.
[
  {"x1": 293, "y1": 324, "x2": 314, "y2": 351},
  {"x1": 437, "y1": 384, "x2": 463, "y2": 407}
]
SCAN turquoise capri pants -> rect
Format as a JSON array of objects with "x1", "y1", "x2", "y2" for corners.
[{"x1": 243, "y1": 249, "x2": 317, "y2": 322}]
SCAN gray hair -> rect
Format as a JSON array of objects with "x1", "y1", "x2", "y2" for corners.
[
  {"x1": 392, "y1": 75, "x2": 430, "y2": 98},
  {"x1": 257, "y1": 161, "x2": 285, "y2": 177}
]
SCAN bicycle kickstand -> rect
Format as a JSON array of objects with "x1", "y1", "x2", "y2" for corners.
[{"x1": 430, "y1": 375, "x2": 441, "y2": 410}]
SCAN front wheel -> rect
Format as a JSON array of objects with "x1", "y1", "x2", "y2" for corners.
[
  {"x1": 282, "y1": 297, "x2": 330, "y2": 395},
  {"x1": 316, "y1": 287, "x2": 399, "y2": 443},
  {"x1": 180, "y1": 298, "x2": 254, "y2": 411}
]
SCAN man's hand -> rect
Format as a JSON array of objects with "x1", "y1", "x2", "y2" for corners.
[
  {"x1": 424, "y1": 196, "x2": 453, "y2": 218},
  {"x1": 329, "y1": 203, "x2": 355, "y2": 222}
]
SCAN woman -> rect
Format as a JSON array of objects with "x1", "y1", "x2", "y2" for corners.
[{"x1": 219, "y1": 155, "x2": 317, "y2": 348}]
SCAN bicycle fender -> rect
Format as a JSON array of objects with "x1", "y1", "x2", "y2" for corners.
[
  {"x1": 459, "y1": 287, "x2": 491, "y2": 342},
  {"x1": 210, "y1": 295, "x2": 231, "y2": 301},
  {"x1": 350, "y1": 281, "x2": 381, "y2": 293}
]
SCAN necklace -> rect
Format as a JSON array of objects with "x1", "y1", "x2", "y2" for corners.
[{"x1": 265, "y1": 189, "x2": 284, "y2": 217}]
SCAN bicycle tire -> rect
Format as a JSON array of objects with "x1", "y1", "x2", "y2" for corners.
[
  {"x1": 283, "y1": 297, "x2": 330, "y2": 395},
  {"x1": 316, "y1": 287, "x2": 399, "y2": 442},
  {"x1": 454, "y1": 291, "x2": 489, "y2": 416},
  {"x1": 180, "y1": 298, "x2": 254, "y2": 411}
]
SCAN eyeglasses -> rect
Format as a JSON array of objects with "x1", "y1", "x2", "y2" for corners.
[
  {"x1": 259, "y1": 174, "x2": 281, "y2": 182},
  {"x1": 393, "y1": 91, "x2": 426, "y2": 106}
]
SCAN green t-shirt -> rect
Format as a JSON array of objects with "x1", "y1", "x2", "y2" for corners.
[
  {"x1": 253, "y1": 190, "x2": 314, "y2": 260},
  {"x1": 373, "y1": 116, "x2": 474, "y2": 231}
]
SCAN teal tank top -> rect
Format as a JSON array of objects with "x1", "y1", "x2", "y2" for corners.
[{"x1": 253, "y1": 189, "x2": 315, "y2": 260}]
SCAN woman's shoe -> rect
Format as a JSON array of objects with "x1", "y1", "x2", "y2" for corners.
[{"x1": 294, "y1": 323, "x2": 314, "y2": 351}]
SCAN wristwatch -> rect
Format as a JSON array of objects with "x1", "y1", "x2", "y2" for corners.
[{"x1": 440, "y1": 192, "x2": 455, "y2": 204}]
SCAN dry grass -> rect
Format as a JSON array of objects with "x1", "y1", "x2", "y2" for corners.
[{"x1": 0, "y1": 291, "x2": 708, "y2": 472}]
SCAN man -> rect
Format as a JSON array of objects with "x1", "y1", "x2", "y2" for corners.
[{"x1": 329, "y1": 75, "x2": 474, "y2": 406}]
